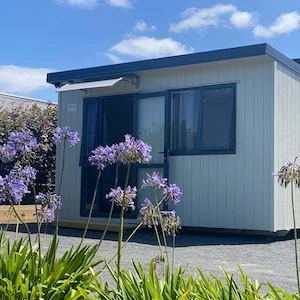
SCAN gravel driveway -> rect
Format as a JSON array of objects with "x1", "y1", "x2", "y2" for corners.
[{"x1": 4, "y1": 225, "x2": 299, "y2": 293}]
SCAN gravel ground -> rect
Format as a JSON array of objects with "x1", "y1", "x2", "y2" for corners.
[{"x1": 4, "y1": 225, "x2": 299, "y2": 293}]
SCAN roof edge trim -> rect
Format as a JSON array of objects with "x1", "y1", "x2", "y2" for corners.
[
  {"x1": 266, "y1": 44, "x2": 300, "y2": 74},
  {"x1": 47, "y1": 43, "x2": 269, "y2": 86}
]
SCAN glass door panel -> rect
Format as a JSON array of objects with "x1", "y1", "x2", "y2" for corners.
[
  {"x1": 135, "y1": 94, "x2": 167, "y2": 211},
  {"x1": 137, "y1": 96, "x2": 165, "y2": 164}
]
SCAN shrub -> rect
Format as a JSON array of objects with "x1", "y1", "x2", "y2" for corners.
[
  {"x1": 0, "y1": 232, "x2": 101, "y2": 299},
  {"x1": 0, "y1": 104, "x2": 57, "y2": 200}
]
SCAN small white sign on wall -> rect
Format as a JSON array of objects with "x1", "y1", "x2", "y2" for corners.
[{"x1": 68, "y1": 104, "x2": 77, "y2": 112}]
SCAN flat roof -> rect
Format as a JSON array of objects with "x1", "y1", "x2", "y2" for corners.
[{"x1": 47, "y1": 43, "x2": 300, "y2": 87}]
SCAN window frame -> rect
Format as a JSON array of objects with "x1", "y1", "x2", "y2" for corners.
[{"x1": 168, "y1": 83, "x2": 236, "y2": 156}]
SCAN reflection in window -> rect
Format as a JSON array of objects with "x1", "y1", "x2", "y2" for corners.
[{"x1": 170, "y1": 84, "x2": 235, "y2": 153}]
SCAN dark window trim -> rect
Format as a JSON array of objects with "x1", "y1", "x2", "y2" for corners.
[
  {"x1": 168, "y1": 83, "x2": 236, "y2": 156},
  {"x1": 138, "y1": 91, "x2": 166, "y2": 99}
]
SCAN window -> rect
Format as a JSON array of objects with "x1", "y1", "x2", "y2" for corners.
[{"x1": 170, "y1": 84, "x2": 235, "y2": 154}]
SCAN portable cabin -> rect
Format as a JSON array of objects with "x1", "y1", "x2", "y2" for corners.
[{"x1": 47, "y1": 43, "x2": 300, "y2": 234}]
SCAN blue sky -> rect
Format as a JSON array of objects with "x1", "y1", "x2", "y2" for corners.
[{"x1": 0, "y1": 0, "x2": 300, "y2": 102}]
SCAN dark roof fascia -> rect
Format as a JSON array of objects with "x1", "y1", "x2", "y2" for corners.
[
  {"x1": 265, "y1": 44, "x2": 300, "y2": 75},
  {"x1": 47, "y1": 43, "x2": 268, "y2": 87},
  {"x1": 47, "y1": 43, "x2": 300, "y2": 87},
  {"x1": 293, "y1": 58, "x2": 300, "y2": 65}
]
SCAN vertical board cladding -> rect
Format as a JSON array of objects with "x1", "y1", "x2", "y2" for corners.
[
  {"x1": 274, "y1": 62, "x2": 300, "y2": 231},
  {"x1": 167, "y1": 58, "x2": 274, "y2": 231},
  {"x1": 57, "y1": 56, "x2": 275, "y2": 231},
  {"x1": 56, "y1": 90, "x2": 84, "y2": 221}
]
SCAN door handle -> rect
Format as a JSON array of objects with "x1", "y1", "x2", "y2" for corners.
[{"x1": 159, "y1": 149, "x2": 169, "y2": 162}]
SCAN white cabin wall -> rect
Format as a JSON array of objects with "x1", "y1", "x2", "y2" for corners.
[
  {"x1": 274, "y1": 62, "x2": 300, "y2": 231},
  {"x1": 56, "y1": 90, "x2": 84, "y2": 221}
]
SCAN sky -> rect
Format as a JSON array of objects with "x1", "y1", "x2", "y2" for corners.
[{"x1": 0, "y1": 0, "x2": 300, "y2": 102}]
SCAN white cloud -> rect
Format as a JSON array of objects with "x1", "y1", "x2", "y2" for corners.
[
  {"x1": 230, "y1": 11, "x2": 255, "y2": 29},
  {"x1": 106, "y1": 0, "x2": 131, "y2": 8},
  {"x1": 170, "y1": 4, "x2": 257, "y2": 33},
  {"x1": 55, "y1": 0, "x2": 98, "y2": 9},
  {"x1": 133, "y1": 21, "x2": 156, "y2": 33},
  {"x1": 106, "y1": 36, "x2": 193, "y2": 62},
  {"x1": 0, "y1": 65, "x2": 55, "y2": 94},
  {"x1": 170, "y1": 3, "x2": 237, "y2": 33},
  {"x1": 105, "y1": 53, "x2": 124, "y2": 64},
  {"x1": 253, "y1": 12, "x2": 300, "y2": 38}
]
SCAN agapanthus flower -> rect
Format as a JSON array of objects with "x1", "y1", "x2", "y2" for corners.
[
  {"x1": 53, "y1": 126, "x2": 80, "y2": 146},
  {"x1": 7, "y1": 130, "x2": 38, "y2": 155},
  {"x1": 116, "y1": 134, "x2": 152, "y2": 165},
  {"x1": 161, "y1": 210, "x2": 181, "y2": 236},
  {"x1": 273, "y1": 159, "x2": 300, "y2": 188},
  {"x1": 20, "y1": 166, "x2": 37, "y2": 185},
  {"x1": 0, "y1": 130, "x2": 38, "y2": 162},
  {"x1": 88, "y1": 145, "x2": 117, "y2": 170},
  {"x1": 142, "y1": 172, "x2": 168, "y2": 189},
  {"x1": 163, "y1": 184, "x2": 182, "y2": 205},
  {"x1": 0, "y1": 145, "x2": 16, "y2": 163},
  {"x1": 106, "y1": 186, "x2": 137, "y2": 210},
  {"x1": 9, "y1": 165, "x2": 37, "y2": 186},
  {"x1": 36, "y1": 192, "x2": 62, "y2": 223},
  {"x1": 0, "y1": 168, "x2": 30, "y2": 204},
  {"x1": 139, "y1": 198, "x2": 159, "y2": 228}
]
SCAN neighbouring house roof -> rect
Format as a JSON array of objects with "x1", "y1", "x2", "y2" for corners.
[
  {"x1": 47, "y1": 43, "x2": 300, "y2": 88},
  {"x1": 0, "y1": 92, "x2": 57, "y2": 108}
]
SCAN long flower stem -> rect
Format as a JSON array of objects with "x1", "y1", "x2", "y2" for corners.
[
  {"x1": 291, "y1": 180, "x2": 300, "y2": 293},
  {"x1": 153, "y1": 223, "x2": 163, "y2": 258},
  {"x1": 117, "y1": 163, "x2": 131, "y2": 288},
  {"x1": 102, "y1": 198, "x2": 165, "y2": 273},
  {"x1": 155, "y1": 190, "x2": 169, "y2": 266},
  {"x1": 172, "y1": 231, "x2": 176, "y2": 274},
  {"x1": 58, "y1": 139, "x2": 66, "y2": 194},
  {"x1": 15, "y1": 202, "x2": 21, "y2": 240},
  {"x1": 4, "y1": 205, "x2": 12, "y2": 233},
  {"x1": 97, "y1": 165, "x2": 119, "y2": 249},
  {"x1": 117, "y1": 206, "x2": 125, "y2": 289},
  {"x1": 55, "y1": 139, "x2": 66, "y2": 233},
  {"x1": 32, "y1": 184, "x2": 42, "y2": 273},
  {"x1": 10, "y1": 202, "x2": 35, "y2": 276},
  {"x1": 78, "y1": 170, "x2": 101, "y2": 249}
]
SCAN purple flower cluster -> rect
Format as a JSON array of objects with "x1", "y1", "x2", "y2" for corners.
[
  {"x1": 139, "y1": 172, "x2": 182, "y2": 231},
  {"x1": 88, "y1": 134, "x2": 152, "y2": 169},
  {"x1": 53, "y1": 126, "x2": 80, "y2": 146},
  {"x1": 9, "y1": 165, "x2": 37, "y2": 186},
  {"x1": 36, "y1": 192, "x2": 62, "y2": 223},
  {"x1": 106, "y1": 186, "x2": 137, "y2": 210},
  {"x1": 273, "y1": 159, "x2": 300, "y2": 188},
  {"x1": 139, "y1": 198, "x2": 159, "y2": 228},
  {"x1": 116, "y1": 134, "x2": 152, "y2": 165},
  {"x1": 142, "y1": 172, "x2": 167, "y2": 189},
  {"x1": 0, "y1": 166, "x2": 34, "y2": 204},
  {"x1": 0, "y1": 130, "x2": 38, "y2": 163},
  {"x1": 161, "y1": 210, "x2": 181, "y2": 236},
  {"x1": 163, "y1": 184, "x2": 182, "y2": 205},
  {"x1": 142, "y1": 172, "x2": 182, "y2": 205},
  {"x1": 88, "y1": 145, "x2": 117, "y2": 170}
]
